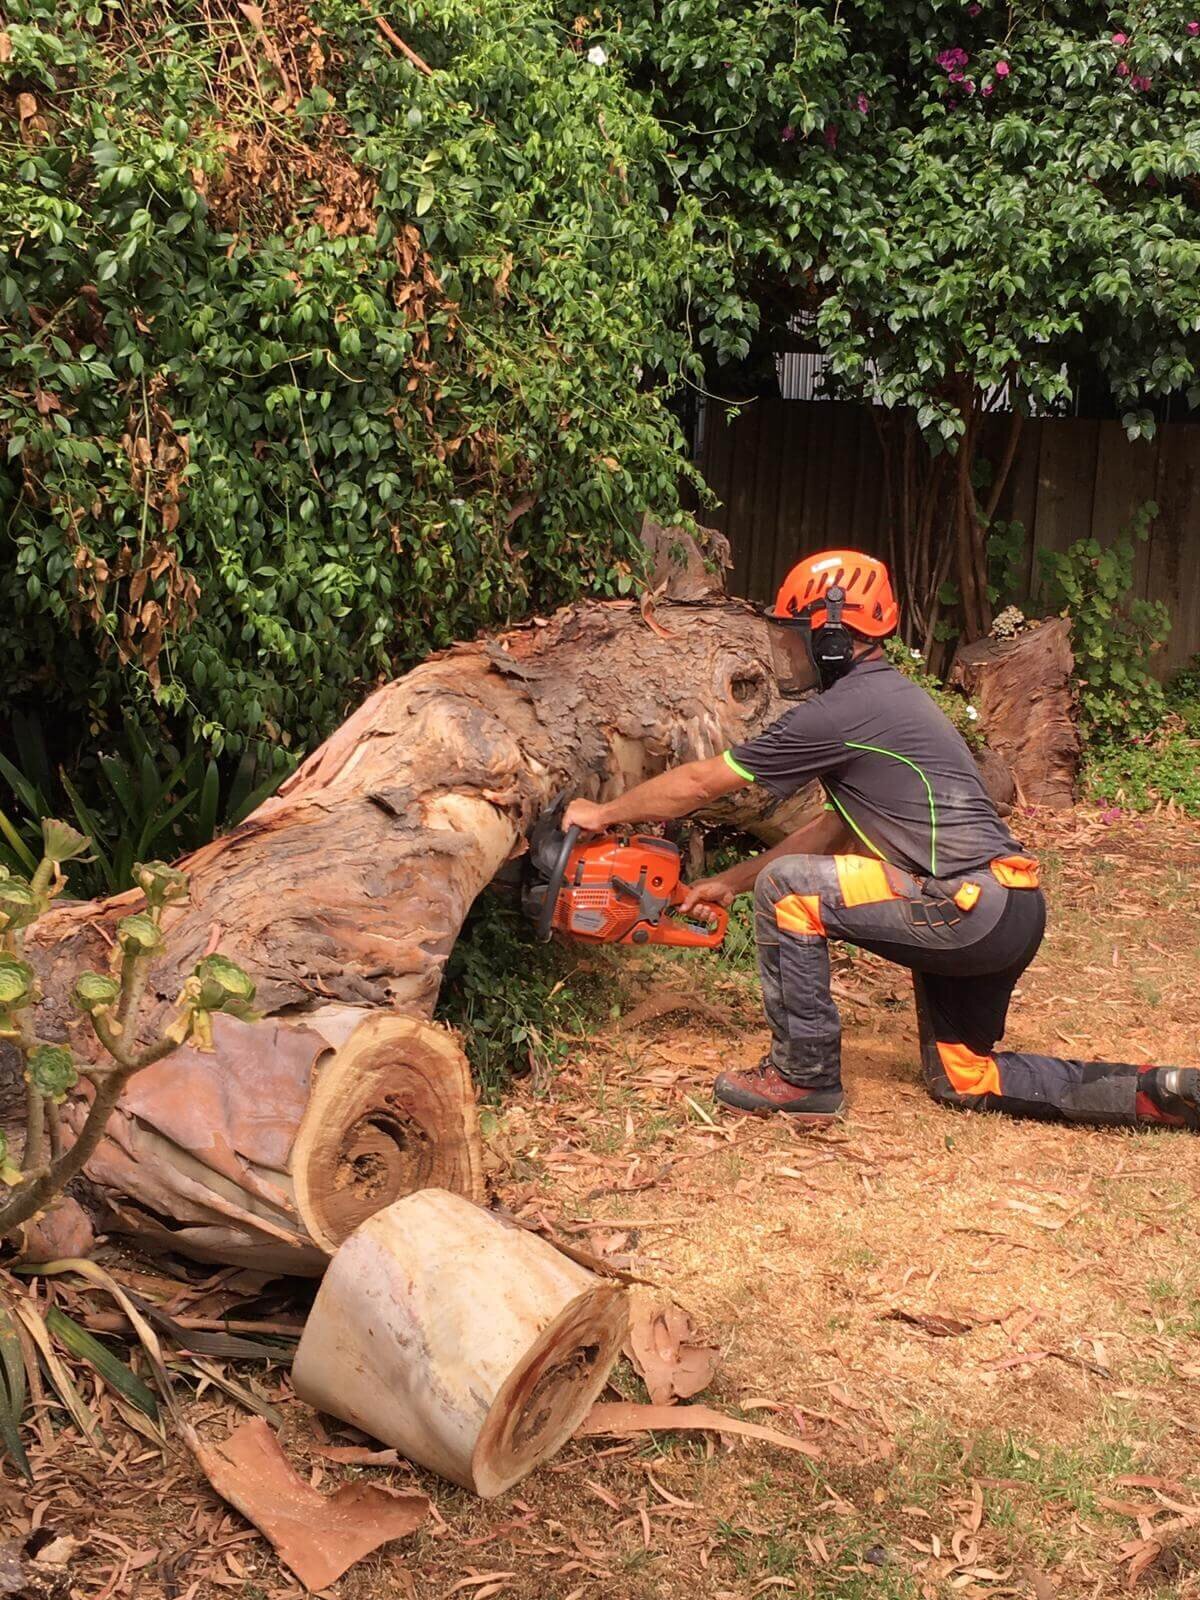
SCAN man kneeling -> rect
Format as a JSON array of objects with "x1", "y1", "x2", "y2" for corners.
[{"x1": 564, "y1": 550, "x2": 1197, "y2": 1132}]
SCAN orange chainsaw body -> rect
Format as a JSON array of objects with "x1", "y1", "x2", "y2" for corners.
[{"x1": 543, "y1": 831, "x2": 727, "y2": 950}]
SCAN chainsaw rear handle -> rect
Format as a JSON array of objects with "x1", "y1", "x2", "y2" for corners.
[{"x1": 653, "y1": 897, "x2": 729, "y2": 950}]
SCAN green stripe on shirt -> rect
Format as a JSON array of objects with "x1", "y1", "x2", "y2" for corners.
[{"x1": 723, "y1": 750, "x2": 756, "y2": 783}]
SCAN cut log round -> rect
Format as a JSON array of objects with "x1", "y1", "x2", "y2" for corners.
[
  {"x1": 73, "y1": 1010, "x2": 482, "y2": 1272},
  {"x1": 292, "y1": 1189, "x2": 629, "y2": 1497},
  {"x1": 291, "y1": 1013, "x2": 483, "y2": 1254},
  {"x1": 949, "y1": 618, "x2": 1080, "y2": 810}
]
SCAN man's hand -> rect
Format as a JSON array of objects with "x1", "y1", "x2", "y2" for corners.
[
  {"x1": 562, "y1": 798, "x2": 609, "y2": 833},
  {"x1": 677, "y1": 875, "x2": 738, "y2": 915}
]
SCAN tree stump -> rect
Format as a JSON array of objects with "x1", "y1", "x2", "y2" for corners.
[
  {"x1": 292, "y1": 1189, "x2": 628, "y2": 1496},
  {"x1": 950, "y1": 618, "x2": 1080, "y2": 810}
]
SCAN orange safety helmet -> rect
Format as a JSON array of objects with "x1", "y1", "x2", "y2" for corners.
[{"x1": 768, "y1": 550, "x2": 899, "y2": 638}]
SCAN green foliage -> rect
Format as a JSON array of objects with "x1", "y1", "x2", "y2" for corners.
[
  {"x1": 1082, "y1": 659, "x2": 1200, "y2": 814},
  {"x1": 986, "y1": 519, "x2": 1028, "y2": 608},
  {"x1": 0, "y1": 712, "x2": 286, "y2": 891},
  {"x1": 1, "y1": 0, "x2": 706, "y2": 764},
  {"x1": 1039, "y1": 504, "x2": 1169, "y2": 740},
  {"x1": 884, "y1": 638, "x2": 984, "y2": 749},
  {"x1": 1083, "y1": 726, "x2": 1200, "y2": 815},
  {"x1": 1166, "y1": 652, "x2": 1200, "y2": 731},
  {"x1": 437, "y1": 894, "x2": 614, "y2": 1099},
  {"x1": 586, "y1": 1, "x2": 1200, "y2": 439}
]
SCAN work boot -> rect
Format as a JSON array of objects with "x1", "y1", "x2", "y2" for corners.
[
  {"x1": 713, "y1": 1057, "x2": 846, "y2": 1119},
  {"x1": 1136, "y1": 1067, "x2": 1200, "y2": 1130}
]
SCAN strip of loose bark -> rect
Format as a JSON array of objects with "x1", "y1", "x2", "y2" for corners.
[
  {"x1": 187, "y1": 1415, "x2": 429, "y2": 1590},
  {"x1": 578, "y1": 1401, "x2": 822, "y2": 1459}
]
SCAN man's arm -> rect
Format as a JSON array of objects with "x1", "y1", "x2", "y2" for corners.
[
  {"x1": 676, "y1": 808, "x2": 851, "y2": 913},
  {"x1": 562, "y1": 756, "x2": 745, "y2": 834}
]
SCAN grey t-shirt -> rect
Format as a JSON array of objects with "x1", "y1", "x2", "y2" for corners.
[{"x1": 726, "y1": 657, "x2": 1022, "y2": 879}]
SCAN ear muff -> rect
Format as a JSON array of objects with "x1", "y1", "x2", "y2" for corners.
[{"x1": 811, "y1": 584, "x2": 855, "y2": 686}]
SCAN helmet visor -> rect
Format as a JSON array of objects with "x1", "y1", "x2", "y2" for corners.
[{"x1": 766, "y1": 621, "x2": 820, "y2": 699}]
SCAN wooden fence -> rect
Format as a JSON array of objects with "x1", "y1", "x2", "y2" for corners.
[{"x1": 698, "y1": 399, "x2": 1200, "y2": 673}]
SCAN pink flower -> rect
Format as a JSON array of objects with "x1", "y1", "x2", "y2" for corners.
[
  {"x1": 949, "y1": 68, "x2": 965, "y2": 82},
  {"x1": 1116, "y1": 58, "x2": 1130, "y2": 74},
  {"x1": 856, "y1": 92, "x2": 870, "y2": 113},
  {"x1": 982, "y1": 82, "x2": 995, "y2": 96},
  {"x1": 937, "y1": 46, "x2": 969, "y2": 70},
  {"x1": 824, "y1": 123, "x2": 839, "y2": 149},
  {"x1": 781, "y1": 124, "x2": 796, "y2": 141},
  {"x1": 995, "y1": 58, "x2": 1010, "y2": 77},
  {"x1": 1189, "y1": 20, "x2": 1200, "y2": 34},
  {"x1": 1112, "y1": 31, "x2": 1128, "y2": 44},
  {"x1": 1131, "y1": 73, "x2": 1152, "y2": 90},
  {"x1": 968, "y1": 2, "x2": 982, "y2": 13},
  {"x1": 964, "y1": 78, "x2": 977, "y2": 94}
]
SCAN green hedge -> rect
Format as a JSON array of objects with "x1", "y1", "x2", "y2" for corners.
[{"x1": 1, "y1": 0, "x2": 707, "y2": 758}]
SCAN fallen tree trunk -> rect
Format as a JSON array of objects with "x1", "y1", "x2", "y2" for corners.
[{"x1": 26, "y1": 598, "x2": 792, "y2": 1263}]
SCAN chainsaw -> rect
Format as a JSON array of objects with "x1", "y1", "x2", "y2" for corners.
[{"x1": 523, "y1": 808, "x2": 728, "y2": 950}]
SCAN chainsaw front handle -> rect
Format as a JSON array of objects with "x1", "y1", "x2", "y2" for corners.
[{"x1": 534, "y1": 823, "x2": 581, "y2": 942}]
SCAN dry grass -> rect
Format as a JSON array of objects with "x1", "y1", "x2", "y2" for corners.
[{"x1": 2, "y1": 810, "x2": 1198, "y2": 1599}]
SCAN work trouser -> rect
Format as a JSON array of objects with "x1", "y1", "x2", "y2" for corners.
[{"x1": 755, "y1": 853, "x2": 1144, "y2": 1126}]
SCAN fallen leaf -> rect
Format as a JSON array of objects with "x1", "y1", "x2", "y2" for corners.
[
  {"x1": 578, "y1": 1402, "x2": 821, "y2": 1459},
  {"x1": 1121, "y1": 1537, "x2": 1164, "y2": 1587},
  {"x1": 625, "y1": 1293, "x2": 718, "y2": 1406},
  {"x1": 316, "y1": 1445, "x2": 403, "y2": 1467},
  {"x1": 187, "y1": 1416, "x2": 428, "y2": 1590},
  {"x1": 446, "y1": 1573, "x2": 517, "y2": 1595},
  {"x1": 884, "y1": 1308, "x2": 977, "y2": 1339},
  {"x1": 1021, "y1": 1565, "x2": 1055, "y2": 1600}
]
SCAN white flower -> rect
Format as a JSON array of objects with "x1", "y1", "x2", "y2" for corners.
[
  {"x1": 966, "y1": 706, "x2": 979, "y2": 721},
  {"x1": 910, "y1": 648, "x2": 922, "y2": 660},
  {"x1": 449, "y1": 497, "x2": 465, "y2": 508},
  {"x1": 587, "y1": 44, "x2": 608, "y2": 66}
]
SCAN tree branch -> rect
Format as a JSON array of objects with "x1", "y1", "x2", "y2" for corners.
[
  {"x1": 363, "y1": 3, "x2": 433, "y2": 75},
  {"x1": 983, "y1": 404, "x2": 1025, "y2": 527}
]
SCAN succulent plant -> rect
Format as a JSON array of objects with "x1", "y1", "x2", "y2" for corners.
[
  {"x1": 0, "y1": 955, "x2": 37, "y2": 1012},
  {"x1": 117, "y1": 912, "x2": 165, "y2": 959},
  {"x1": 0, "y1": 879, "x2": 39, "y2": 933},
  {"x1": 132, "y1": 860, "x2": 190, "y2": 909},
  {"x1": 26, "y1": 1045, "x2": 78, "y2": 1099},
  {"x1": 192, "y1": 954, "x2": 257, "y2": 1016},
  {"x1": 40, "y1": 819, "x2": 91, "y2": 865},
  {"x1": 71, "y1": 971, "x2": 121, "y2": 1015}
]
